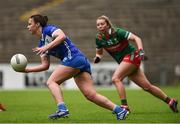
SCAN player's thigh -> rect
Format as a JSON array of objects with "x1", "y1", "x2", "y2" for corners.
[
  {"x1": 129, "y1": 69, "x2": 151, "y2": 88},
  {"x1": 74, "y1": 72, "x2": 96, "y2": 94},
  {"x1": 48, "y1": 64, "x2": 80, "y2": 84},
  {"x1": 113, "y1": 62, "x2": 137, "y2": 80}
]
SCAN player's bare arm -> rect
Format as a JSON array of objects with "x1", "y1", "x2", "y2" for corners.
[
  {"x1": 96, "y1": 48, "x2": 103, "y2": 57},
  {"x1": 33, "y1": 29, "x2": 66, "y2": 55},
  {"x1": 94, "y1": 48, "x2": 103, "y2": 63},
  {"x1": 25, "y1": 55, "x2": 50, "y2": 73},
  {"x1": 128, "y1": 33, "x2": 143, "y2": 50},
  {"x1": 46, "y1": 29, "x2": 66, "y2": 50}
]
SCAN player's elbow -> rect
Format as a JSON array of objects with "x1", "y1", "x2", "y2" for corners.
[
  {"x1": 62, "y1": 35, "x2": 66, "y2": 40},
  {"x1": 42, "y1": 63, "x2": 50, "y2": 71},
  {"x1": 45, "y1": 64, "x2": 50, "y2": 70},
  {"x1": 44, "y1": 66, "x2": 49, "y2": 71},
  {"x1": 58, "y1": 34, "x2": 66, "y2": 42}
]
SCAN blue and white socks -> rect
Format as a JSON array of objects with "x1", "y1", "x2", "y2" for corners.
[{"x1": 57, "y1": 102, "x2": 68, "y2": 111}]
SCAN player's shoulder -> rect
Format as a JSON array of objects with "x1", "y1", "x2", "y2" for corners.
[
  {"x1": 43, "y1": 24, "x2": 60, "y2": 35},
  {"x1": 44, "y1": 24, "x2": 59, "y2": 30},
  {"x1": 115, "y1": 27, "x2": 130, "y2": 36},
  {"x1": 116, "y1": 27, "x2": 127, "y2": 32}
]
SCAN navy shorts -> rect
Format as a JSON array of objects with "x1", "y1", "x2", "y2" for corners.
[{"x1": 60, "y1": 55, "x2": 92, "y2": 74}]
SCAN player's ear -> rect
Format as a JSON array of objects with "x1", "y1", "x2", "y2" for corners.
[{"x1": 36, "y1": 23, "x2": 40, "y2": 27}]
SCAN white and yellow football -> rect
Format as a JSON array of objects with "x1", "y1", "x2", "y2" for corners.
[{"x1": 10, "y1": 54, "x2": 27, "y2": 72}]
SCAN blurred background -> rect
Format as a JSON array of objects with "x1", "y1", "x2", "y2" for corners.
[{"x1": 0, "y1": 0, "x2": 180, "y2": 89}]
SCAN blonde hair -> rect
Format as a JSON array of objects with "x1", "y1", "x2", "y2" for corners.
[
  {"x1": 97, "y1": 15, "x2": 113, "y2": 29},
  {"x1": 97, "y1": 15, "x2": 115, "y2": 34}
]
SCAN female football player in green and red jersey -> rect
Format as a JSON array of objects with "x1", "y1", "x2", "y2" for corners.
[{"x1": 94, "y1": 15, "x2": 178, "y2": 113}]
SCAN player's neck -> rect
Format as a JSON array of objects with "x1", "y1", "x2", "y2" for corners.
[{"x1": 35, "y1": 27, "x2": 42, "y2": 38}]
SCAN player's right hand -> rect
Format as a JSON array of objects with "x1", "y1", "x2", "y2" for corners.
[{"x1": 93, "y1": 56, "x2": 101, "y2": 63}]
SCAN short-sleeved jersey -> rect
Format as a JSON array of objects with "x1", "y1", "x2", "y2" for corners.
[
  {"x1": 38, "y1": 25, "x2": 84, "y2": 62},
  {"x1": 95, "y1": 28, "x2": 136, "y2": 63}
]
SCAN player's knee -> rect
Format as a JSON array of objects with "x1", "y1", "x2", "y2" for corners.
[
  {"x1": 112, "y1": 76, "x2": 122, "y2": 84},
  {"x1": 84, "y1": 92, "x2": 97, "y2": 102},
  {"x1": 46, "y1": 80, "x2": 53, "y2": 87},
  {"x1": 46, "y1": 81, "x2": 51, "y2": 87},
  {"x1": 142, "y1": 84, "x2": 152, "y2": 92}
]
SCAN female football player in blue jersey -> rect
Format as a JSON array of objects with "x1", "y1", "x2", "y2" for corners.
[
  {"x1": 21, "y1": 14, "x2": 129, "y2": 120},
  {"x1": 93, "y1": 15, "x2": 178, "y2": 113}
]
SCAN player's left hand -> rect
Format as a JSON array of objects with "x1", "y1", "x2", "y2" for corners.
[
  {"x1": 32, "y1": 46, "x2": 48, "y2": 55},
  {"x1": 138, "y1": 49, "x2": 145, "y2": 60},
  {"x1": 94, "y1": 56, "x2": 101, "y2": 63}
]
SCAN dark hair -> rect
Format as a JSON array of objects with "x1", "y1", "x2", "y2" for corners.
[{"x1": 30, "y1": 14, "x2": 48, "y2": 27}]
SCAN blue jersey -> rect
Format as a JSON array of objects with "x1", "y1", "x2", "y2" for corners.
[
  {"x1": 38, "y1": 25, "x2": 83, "y2": 61},
  {"x1": 38, "y1": 25, "x2": 91, "y2": 74}
]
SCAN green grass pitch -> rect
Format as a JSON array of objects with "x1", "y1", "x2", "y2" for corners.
[{"x1": 0, "y1": 86, "x2": 179, "y2": 123}]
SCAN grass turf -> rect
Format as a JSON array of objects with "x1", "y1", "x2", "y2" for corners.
[{"x1": 0, "y1": 86, "x2": 179, "y2": 123}]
